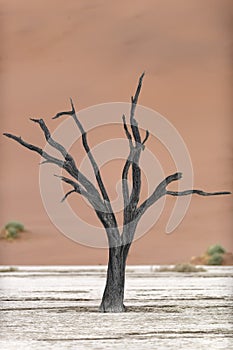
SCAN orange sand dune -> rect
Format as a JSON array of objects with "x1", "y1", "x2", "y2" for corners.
[{"x1": 0, "y1": 0, "x2": 232, "y2": 265}]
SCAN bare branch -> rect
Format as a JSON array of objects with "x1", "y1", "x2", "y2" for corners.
[
  {"x1": 61, "y1": 190, "x2": 76, "y2": 202},
  {"x1": 3, "y1": 133, "x2": 64, "y2": 168},
  {"x1": 122, "y1": 151, "x2": 142, "y2": 225},
  {"x1": 142, "y1": 130, "x2": 149, "y2": 146},
  {"x1": 52, "y1": 99, "x2": 114, "y2": 213},
  {"x1": 132, "y1": 71, "x2": 145, "y2": 104},
  {"x1": 3, "y1": 131, "x2": 104, "y2": 207},
  {"x1": 69, "y1": 98, "x2": 85, "y2": 134},
  {"x1": 136, "y1": 172, "x2": 231, "y2": 222},
  {"x1": 55, "y1": 174, "x2": 85, "y2": 203},
  {"x1": 52, "y1": 99, "x2": 120, "y2": 235},
  {"x1": 5, "y1": 112, "x2": 121, "y2": 244},
  {"x1": 126, "y1": 73, "x2": 146, "y2": 217},
  {"x1": 136, "y1": 172, "x2": 182, "y2": 218},
  {"x1": 54, "y1": 174, "x2": 82, "y2": 193},
  {"x1": 130, "y1": 72, "x2": 145, "y2": 123},
  {"x1": 54, "y1": 174, "x2": 109, "y2": 213},
  {"x1": 55, "y1": 171, "x2": 121, "y2": 246},
  {"x1": 30, "y1": 118, "x2": 69, "y2": 159},
  {"x1": 122, "y1": 114, "x2": 133, "y2": 146},
  {"x1": 39, "y1": 160, "x2": 52, "y2": 165},
  {"x1": 166, "y1": 189, "x2": 231, "y2": 197},
  {"x1": 71, "y1": 100, "x2": 113, "y2": 206},
  {"x1": 130, "y1": 72, "x2": 145, "y2": 144},
  {"x1": 129, "y1": 150, "x2": 141, "y2": 209},
  {"x1": 122, "y1": 149, "x2": 136, "y2": 224},
  {"x1": 52, "y1": 101, "x2": 74, "y2": 120},
  {"x1": 122, "y1": 160, "x2": 131, "y2": 209},
  {"x1": 121, "y1": 114, "x2": 134, "y2": 219},
  {"x1": 30, "y1": 118, "x2": 105, "y2": 200},
  {"x1": 55, "y1": 172, "x2": 121, "y2": 244},
  {"x1": 121, "y1": 73, "x2": 146, "y2": 228}
]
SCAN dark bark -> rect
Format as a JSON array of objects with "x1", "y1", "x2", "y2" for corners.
[
  {"x1": 99, "y1": 223, "x2": 137, "y2": 313},
  {"x1": 99, "y1": 245, "x2": 126, "y2": 313},
  {"x1": 3, "y1": 73, "x2": 231, "y2": 313}
]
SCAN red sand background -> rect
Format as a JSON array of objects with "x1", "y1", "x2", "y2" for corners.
[{"x1": 0, "y1": 0, "x2": 232, "y2": 265}]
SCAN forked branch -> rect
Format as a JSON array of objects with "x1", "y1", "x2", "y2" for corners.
[
  {"x1": 53, "y1": 99, "x2": 112, "y2": 204},
  {"x1": 4, "y1": 123, "x2": 102, "y2": 203},
  {"x1": 122, "y1": 73, "x2": 149, "y2": 229},
  {"x1": 52, "y1": 98, "x2": 119, "y2": 231},
  {"x1": 136, "y1": 172, "x2": 231, "y2": 221},
  {"x1": 54, "y1": 174, "x2": 106, "y2": 211},
  {"x1": 136, "y1": 172, "x2": 182, "y2": 219},
  {"x1": 3, "y1": 133, "x2": 64, "y2": 168},
  {"x1": 4, "y1": 112, "x2": 121, "y2": 244}
]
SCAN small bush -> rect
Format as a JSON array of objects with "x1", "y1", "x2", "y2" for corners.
[
  {"x1": 6, "y1": 226, "x2": 18, "y2": 239},
  {"x1": 0, "y1": 221, "x2": 25, "y2": 240},
  {"x1": 207, "y1": 244, "x2": 225, "y2": 256},
  {"x1": 207, "y1": 253, "x2": 223, "y2": 265},
  {"x1": 5, "y1": 221, "x2": 24, "y2": 232}
]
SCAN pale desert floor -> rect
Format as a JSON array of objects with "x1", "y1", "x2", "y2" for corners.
[{"x1": 0, "y1": 266, "x2": 233, "y2": 349}]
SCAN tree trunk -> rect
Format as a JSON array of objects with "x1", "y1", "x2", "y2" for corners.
[{"x1": 99, "y1": 246, "x2": 127, "y2": 312}]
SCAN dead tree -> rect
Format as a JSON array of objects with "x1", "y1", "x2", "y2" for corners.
[{"x1": 3, "y1": 74, "x2": 231, "y2": 312}]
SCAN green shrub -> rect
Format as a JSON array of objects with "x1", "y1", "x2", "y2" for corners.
[
  {"x1": 5, "y1": 226, "x2": 18, "y2": 239},
  {"x1": 207, "y1": 253, "x2": 223, "y2": 265},
  {"x1": 207, "y1": 244, "x2": 225, "y2": 256},
  {"x1": 5, "y1": 221, "x2": 24, "y2": 232},
  {"x1": 1, "y1": 221, "x2": 25, "y2": 240}
]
